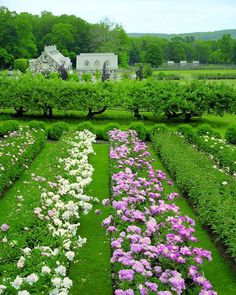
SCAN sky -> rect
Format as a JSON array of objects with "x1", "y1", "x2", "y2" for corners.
[{"x1": 1, "y1": 0, "x2": 236, "y2": 34}]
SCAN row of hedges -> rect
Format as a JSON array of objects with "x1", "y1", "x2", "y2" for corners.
[
  {"x1": 151, "y1": 129, "x2": 236, "y2": 258},
  {"x1": 177, "y1": 124, "x2": 236, "y2": 174},
  {"x1": 0, "y1": 126, "x2": 46, "y2": 194},
  {"x1": 194, "y1": 73, "x2": 236, "y2": 80},
  {"x1": 0, "y1": 72, "x2": 235, "y2": 121}
]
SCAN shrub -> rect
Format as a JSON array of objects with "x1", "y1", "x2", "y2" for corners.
[
  {"x1": 14, "y1": 59, "x2": 29, "y2": 73},
  {"x1": 176, "y1": 124, "x2": 195, "y2": 142},
  {"x1": 150, "y1": 124, "x2": 168, "y2": 138},
  {"x1": 129, "y1": 122, "x2": 147, "y2": 141},
  {"x1": 151, "y1": 131, "x2": 236, "y2": 258},
  {"x1": 95, "y1": 128, "x2": 104, "y2": 140},
  {"x1": 103, "y1": 123, "x2": 120, "y2": 141},
  {"x1": 196, "y1": 124, "x2": 220, "y2": 138},
  {"x1": 225, "y1": 124, "x2": 236, "y2": 144},
  {"x1": 0, "y1": 120, "x2": 20, "y2": 136},
  {"x1": 76, "y1": 122, "x2": 95, "y2": 134},
  {"x1": 29, "y1": 121, "x2": 46, "y2": 131},
  {"x1": 48, "y1": 122, "x2": 69, "y2": 140}
]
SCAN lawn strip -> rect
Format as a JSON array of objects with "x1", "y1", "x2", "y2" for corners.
[{"x1": 69, "y1": 143, "x2": 112, "y2": 295}]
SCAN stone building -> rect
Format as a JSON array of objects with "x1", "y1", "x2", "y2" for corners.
[
  {"x1": 76, "y1": 53, "x2": 118, "y2": 73},
  {"x1": 28, "y1": 45, "x2": 72, "y2": 75}
]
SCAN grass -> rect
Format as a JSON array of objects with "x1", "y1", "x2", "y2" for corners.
[
  {"x1": 69, "y1": 144, "x2": 112, "y2": 295},
  {"x1": 148, "y1": 144, "x2": 236, "y2": 294},
  {"x1": 153, "y1": 69, "x2": 236, "y2": 79}
]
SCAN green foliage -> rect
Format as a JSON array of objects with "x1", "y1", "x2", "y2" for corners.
[
  {"x1": 225, "y1": 124, "x2": 236, "y2": 144},
  {"x1": 13, "y1": 59, "x2": 29, "y2": 73},
  {"x1": 0, "y1": 74, "x2": 235, "y2": 121},
  {"x1": 0, "y1": 127, "x2": 46, "y2": 194},
  {"x1": 76, "y1": 122, "x2": 95, "y2": 134},
  {"x1": 129, "y1": 122, "x2": 147, "y2": 140},
  {"x1": 48, "y1": 122, "x2": 69, "y2": 140},
  {"x1": 176, "y1": 124, "x2": 196, "y2": 142},
  {"x1": 95, "y1": 128, "x2": 104, "y2": 140},
  {"x1": 81, "y1": 72, "x2": 92, "y2": 82},
  {"x1": 28, "y1": 120, "x2": 46, "y2": 131},
  {"x1": 103, "y1": 123, "x2": 120, "y2": 140},
  {"x1": 149, "y1": 124, "x2": 168, "y2": 138},
  {"x1": 151, "y1": 131, "x2": 236, "y2": 258},
  {"x1": 196, "y1": 124, "x2": 220, "y2": 138},
  {"x1": 142, "y1": 64, "x2": 153, "y2": 78},
  {"x1": 0, "y1": 120, "x2": 20, "y2": 136},
  {"x1": 177, "y1": 124, "x2": 236, "y2": 174}
]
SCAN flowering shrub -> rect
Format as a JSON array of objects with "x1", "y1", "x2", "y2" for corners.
[
  {"x1": 0, "y1": 127, "x2": 46, "y2": 194},
  {"x1": 0, "y1": 130, "x2": 97, "y2": 294},
  {"x1": 177, "y1": 125, "x2": 236, "y2": 175},
  {"x1": 103, "y1": 129, "x2": 216, "y2": 294},
  {"x1": 151, "y1": 131, "x2": 236, "y2": 259}
]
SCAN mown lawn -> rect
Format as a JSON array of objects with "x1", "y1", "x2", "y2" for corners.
[{"x1": 69, "y1": 144, "x2": 112, "y2": 295}]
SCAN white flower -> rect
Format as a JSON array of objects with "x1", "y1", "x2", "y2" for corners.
[
  {"x1": 55, "y1": 265, "x2": 66, "y2": 276},
  {"x1": 51, "y1": 277, "x2": 62, "y2": 288},
  {"x1": 17, "y1": 256, "x2": 25, "y2": 269},
  {"x1": 41, "y1": 266, "x2": 51, "y2": 274},
  {"x1": 18, "y1": 291, "x2": 30, "y2": 295},
  {"x1": 22, "y1": 247, "x2": 31, "y2": 255},
  {"x1": 2, "y1": 237, "x2": 7, "y2": 243},
  {"x1": 62, "y1": 277, "x2": 73, "y2": 288},
  {"x1": 26, "y1": 273, "x2": 39, "y2": 285},
  {"x1": 0, "y1": 285, "x2": 6, "y2": 295},
  {"x1": 10, "y1": 276, "x2": 23, "y2": 290},
  {"x1": 222, "y1": 181, "x2": 227, "y2": 185},
  {"x1": 49, "y1": 288, "x2": 59, "y2": 295},
  {"x1": 65, "y1": 251, "x2": 75, "y2": 261}
]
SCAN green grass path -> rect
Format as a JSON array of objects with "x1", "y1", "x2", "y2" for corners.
[
  {"x1": 0, "y1": 142, "x2": 57, "y2": 225},
  {"x1": 148, "y1": 144, "x2": 236, "y2": 295},
  {"x1": 69, "y1": 144, "x2": 112, "y2": 295}
]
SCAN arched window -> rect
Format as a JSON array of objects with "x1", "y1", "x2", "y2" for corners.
[
  {"x1": 94, "y1": 60, "x2": 100, "y2": 67},
  {"x1": 105, "y1": 60, "x2": 110, "y2": 66},
  {"x1": 84, "y1": 60, "x2": 90, "y2": 67}
]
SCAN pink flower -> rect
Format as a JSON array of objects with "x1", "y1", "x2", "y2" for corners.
[
  {"x1": 34, "y1": 207, "x2": 42, "y2": 215},
  {"x1": 48, "y1": 210, "x2": 55, "y2": 217},
  {"x1": 1, "y1": 223, "x2": 9, "y2": 232}
]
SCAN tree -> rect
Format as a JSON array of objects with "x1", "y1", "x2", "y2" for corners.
[{"x1": 144, "y1": 42, "x2": 163, "y2": 67}]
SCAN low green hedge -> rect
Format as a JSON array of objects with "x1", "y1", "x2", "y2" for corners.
[
  {"x1": 0, "y1": 127, "x2": 46, "y2": 194},
  {"x1": 177, "y1": 124, "x2": 236, "y2": 174},
  {"x1": 225, "y1": 124, "x2": 236, "y2": 145},
  {"x1": 151, "y1": 130, "x2": 236, "y2": 258},
  {"x1": 48, "y1": 122, "x2": 69, "y2": 140},
  {"x1": 0, "y1": 120, "x2": 20, "y2": 136}
]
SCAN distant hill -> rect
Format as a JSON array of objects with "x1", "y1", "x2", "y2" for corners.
[{"x1": 128, "y1": 29, "x2": 236, "y2": 40}]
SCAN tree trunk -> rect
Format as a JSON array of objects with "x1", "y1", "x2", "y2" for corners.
[
  {"x1": 14, "y1": 106, "x2": 25, "y2": 117},
  {"x1": 86, "y1": 106, "x2": 107, "y2": 119},
  {"x1": 134, "y1": 107, "x2": 141, "y2": 119},
  {"x1": 48, "y1": 106, "x2": 53, "y2": 118}
]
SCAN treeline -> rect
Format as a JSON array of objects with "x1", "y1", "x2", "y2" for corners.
[
  {"x1": 0, "y1": 73, "x2": 235, "y2": 121},
  {"x1": 1, "y1": 6, "x2": 236, "y2": 69}
]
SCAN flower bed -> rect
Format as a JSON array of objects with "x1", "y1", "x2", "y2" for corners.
[
  {"x1": 103, "y1": 129, "x2": 216, "y2": 295},
  {"x1": 0, "y1": 130, "x2": 97, "y2": 294},
  {"x1": 177, "y1": 128, "x2": 236, "y2": 175},
  {"x1": 151, "y1": 130, "x2": 236, "y2": 259},
  {"x1": 0, "y1": 127, "x2": 46, "y2": 194}
]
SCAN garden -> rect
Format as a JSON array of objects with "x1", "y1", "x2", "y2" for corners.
[{"x1": 0, "y1": 95, "x2": 235, "y2": 294}]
